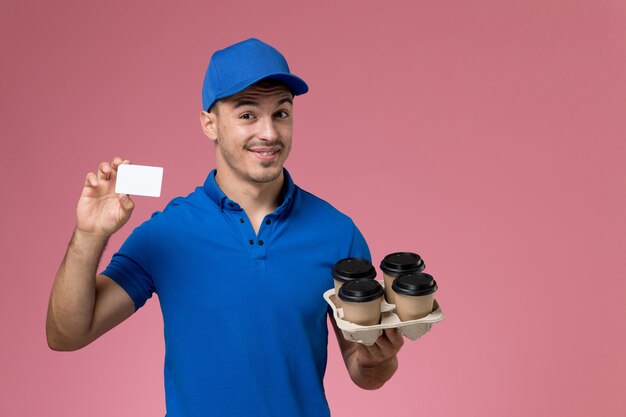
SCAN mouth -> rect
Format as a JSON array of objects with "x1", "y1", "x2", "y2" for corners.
[{"x1": 248, "y1": 148, "x2": 280, "y2": 161}]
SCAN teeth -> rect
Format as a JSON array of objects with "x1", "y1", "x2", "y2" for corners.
[{"x1": 259, "y1": 151, "x2": 276, "y2": 155}]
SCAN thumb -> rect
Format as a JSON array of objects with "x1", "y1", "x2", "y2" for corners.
[{"x1": 119, "y1": 194, "x2": 135, "y2": 213}]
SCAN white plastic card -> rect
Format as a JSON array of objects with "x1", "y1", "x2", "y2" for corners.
[{"x1": 115, "y1": 164, "x2": 163, "y2": 197}]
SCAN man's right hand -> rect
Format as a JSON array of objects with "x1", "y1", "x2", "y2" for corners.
[
  {"x1": 77, "y1": 157, "x2": 135, "y2": 237},
  {"x1": 47, "y1": 156, "x2": 138, "y2": 351}
]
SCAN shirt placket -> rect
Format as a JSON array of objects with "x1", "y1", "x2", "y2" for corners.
[{"x1": 224, "y1": 200, "x2": 275, "y2": 275}]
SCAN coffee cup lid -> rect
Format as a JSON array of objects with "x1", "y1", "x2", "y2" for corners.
[
  {"x1": 380, "y1": 252, "x2": 425, "y2": 276},
  {"x1": 392, "y1": 272, "x2": 438, "y2": 296},
  {"x1": 338, "y1": 279, "x2": 384, "y2": 303},
  {"x1": 332, "y1": 258, "x2": 377, "y2": 282}
]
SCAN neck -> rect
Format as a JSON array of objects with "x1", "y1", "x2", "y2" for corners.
[{"x1": 214, "y1": 167, "x2": 285, "y2": 215}]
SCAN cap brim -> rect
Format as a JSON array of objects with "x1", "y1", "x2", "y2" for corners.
[{"x1": 215, "y1": 72, "x2": 309, "y2": 103}]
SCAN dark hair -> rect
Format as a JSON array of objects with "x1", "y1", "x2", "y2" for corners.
[{"x1": 253, "y1": 78, "x2": 293, "y2": 92}]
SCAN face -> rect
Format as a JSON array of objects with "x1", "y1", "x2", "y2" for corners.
[{"x1": 203, "y1": 82, "x2": 294, "y2": 184}]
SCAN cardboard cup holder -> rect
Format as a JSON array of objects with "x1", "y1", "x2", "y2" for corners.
[{"x1": 324, "y1": 281, "x2": 444, "y2": 346}]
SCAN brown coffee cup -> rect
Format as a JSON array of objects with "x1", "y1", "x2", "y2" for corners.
[
  {"x1": 380, "y1": 252, "x2": 425, "y2": 304},
  {"x1": 338, "y1": 279, "x2": 384, "y2": 326},
  {"x1": 332, "y1": 258, "x2": 377, "y2": 307},
  {"x1": 392, "y1": 272, "x2": 438, "y2": 321}
]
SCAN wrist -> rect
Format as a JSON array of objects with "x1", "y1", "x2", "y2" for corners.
[{"x1": 71, "y1": 227, "x2": 110, "y2": 250}]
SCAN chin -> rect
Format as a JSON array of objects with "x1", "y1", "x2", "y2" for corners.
[{"x1": 248, "y1": 166, "x2": 283, "y2": 184}]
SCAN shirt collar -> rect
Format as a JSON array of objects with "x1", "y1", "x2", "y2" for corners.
[{"x1": 203, "y1": 168, "x2": 296, "y2": 214}]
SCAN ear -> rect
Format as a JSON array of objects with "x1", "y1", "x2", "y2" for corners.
[{"x1": 200, "y1": 111, "x2": 218, "y2": 142}]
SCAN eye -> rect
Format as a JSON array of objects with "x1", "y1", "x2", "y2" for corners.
[
  {"x1": 274, "y1": 110, "x2": 289, "y2": 119},
  {"x1": 240, "y1": 113, "x2": 255, "y2": 120}
]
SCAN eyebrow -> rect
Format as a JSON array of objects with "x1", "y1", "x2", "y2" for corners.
[
  {"x1": 233, "y1": 98, "x2": 259, "y2": 109},
  {"x1": 278, "y1": 97, "x2": 293, "y2": 106},
  {"x1": 232, "y1": 96, "x2": 293, "y2": 109}
]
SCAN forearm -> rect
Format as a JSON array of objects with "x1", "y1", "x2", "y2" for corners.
[
  {"x1": 347, "y1": 351, "x2": 398, "y2": 390},
  {"x1": 46, "y1": 228, "x2": 108, "y2": 350}
]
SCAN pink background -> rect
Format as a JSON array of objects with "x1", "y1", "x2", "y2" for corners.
[{"x1": 1, "y1": 1, "x2": 625, "y2": 416}]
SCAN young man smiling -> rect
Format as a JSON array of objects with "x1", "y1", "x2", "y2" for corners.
[
  {"x1": 47, "y1": 38, "x2": 404, "y2": 417},
  {"x1": 199, "y1": 80, "x2": 295, "y2": 233}
]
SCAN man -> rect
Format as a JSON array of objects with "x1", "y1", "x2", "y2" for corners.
[{"x1": 46, "y1": 38, "x2": 404, "y2": 417}]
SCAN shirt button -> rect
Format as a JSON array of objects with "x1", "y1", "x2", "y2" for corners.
[
  {"x1": 265, "y1": 219, "x2": 271, "y2": 225},
  {"x1": 258, "y1": 240, "x2": 264, "y2": 246},
  {"x1": 249, "y1": 239, "x2": 254, "y2": 245},
  {"x1": 240, "y1": 218, "x2": 245, "y2": 223}
]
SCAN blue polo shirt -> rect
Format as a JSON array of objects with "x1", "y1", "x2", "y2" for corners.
[{"x1": 101, "y1": 168, "x2": 371, "y2": 417}]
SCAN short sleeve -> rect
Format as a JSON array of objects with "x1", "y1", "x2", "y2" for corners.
[
  {"x1": 347, "y1": 221, "x2": 371, "y2": 262},
  {"x1": 100, "y1": 220, "x2": 156, "y2": 311}
]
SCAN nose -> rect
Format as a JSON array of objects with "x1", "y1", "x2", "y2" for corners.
[{"x1": 257, "y1": 115, "x2": 279, "y2": 142}]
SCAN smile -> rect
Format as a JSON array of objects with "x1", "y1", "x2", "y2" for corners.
[{"x1": 249, "y1": 149, "x2": 280, "y2": 161}]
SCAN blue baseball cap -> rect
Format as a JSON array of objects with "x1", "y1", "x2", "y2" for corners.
[{"x1": 202, "y1": 38, "x2": 309, "y2": 111}]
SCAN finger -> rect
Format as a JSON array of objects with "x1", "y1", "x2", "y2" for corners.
[
  {"x1": 111, "y1": 157, "x2": 124, "y2": 171},
  {"x1": 97, "y1": 161, "x2": 111, "y2": 181},
  {"x1": 374, "y1": 332, "x2": 396, "y2": 354},
  {"x1": 84, "y1": 172, "x2": 98, "y2": 188},
  {"x1": 360, "y1": 340, "x2": 382, "y2": 359},
  {"x1": 110, "y1": 157, "x2": 126, "y2": 181},
  {"x1": 355, "y1": 343, "x2": 375, "y2": 363},
  {"x1": 384, "y1": 328, "x2": 405, "y2": 349},
  {"x1": 119, "y1": 194, "x2": 135, "y2": 212},
  {"x1": 115, "y1": 160, "x2": 133, "y2": 179},
  {"x1": 374, "y1": 330, "x2": 403, "y2": 359}
]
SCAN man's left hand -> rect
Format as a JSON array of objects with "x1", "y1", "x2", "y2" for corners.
[{"x1": 355, "y1": 328, "x2": 405, "y2": 368}]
